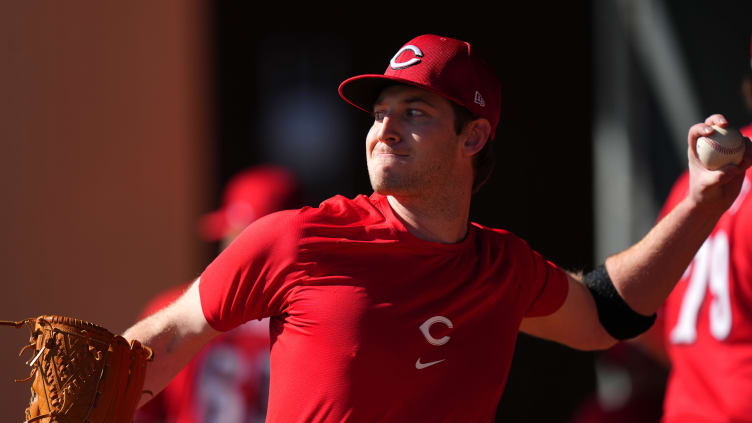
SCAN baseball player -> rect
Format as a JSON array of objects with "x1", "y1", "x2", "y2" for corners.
[
  {"x1": 135, "y1": 166, "x2": 299, "y2": 423},
  {"x1": 653, "y1": 38, "x2": 752, "y2": 423},
  {"x1": 122, "y1": 34, "x2": 752, "y2": 422}
]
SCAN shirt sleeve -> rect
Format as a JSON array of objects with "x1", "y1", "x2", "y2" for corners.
[
  {"x1": 504, "y1": 234, "x2": 569, "y2": 318},
  {"x1": 199, "y1": 210, "x2": 303, "y2": 332},
  {"x1": 523, "y1": 251, "x2": 569, "y2": 317}
]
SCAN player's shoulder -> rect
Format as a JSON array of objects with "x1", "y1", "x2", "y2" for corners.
[
  {"x1": 468, "y1": 223, "x2": 558, "y2": 279},
  {"x1": 470, "y1": 222, "x2": 534, "y2": 252},
  {"x1": 288, "y1": 193, "x2": 402, "y2": 246},
  {"x1": 251, "y1": 207, "x2": 303, "y2": 227},
  {"x1": 471, "y1": 222, "x2": 521, "y2": 239},
  {"x1": 293, "y1": 193, "x2": 390, "y2": 231},
  {"x1": 304, "y1": 194, "x2": 383, "y2": 220},
  {"x1": 229, "y1": 194, "x2": 386, "y2": 251}
]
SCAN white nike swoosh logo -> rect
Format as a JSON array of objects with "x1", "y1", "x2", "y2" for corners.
[{"x1": 415, "y1": 358, "x2": 445, "y2": 370}]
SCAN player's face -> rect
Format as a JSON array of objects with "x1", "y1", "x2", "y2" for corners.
[{"x1": 366, "y1": 85, "x2": 465, "y2": 197}]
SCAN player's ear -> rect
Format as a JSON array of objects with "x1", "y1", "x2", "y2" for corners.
[{"x1": 462, "y1": 118, "x2": 492, "y2": 157}]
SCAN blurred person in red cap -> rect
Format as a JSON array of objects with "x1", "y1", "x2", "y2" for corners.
[
  {"x1": 198, "y1": 166, "x2": 301, "y2": 249},
  {"x1": 135, "y1": 165, "x2": 300, "y2": 423},
  {"x1": 122, "y1": 34, "x2": 752, "y2": 422}
]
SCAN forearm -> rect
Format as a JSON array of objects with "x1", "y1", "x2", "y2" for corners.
[
  {"x1": 605, "y1": 196, "x2": 722, "y2": 315},
  {"x1": 123, "y1": 280, "x2": 219, "y2": 407}
]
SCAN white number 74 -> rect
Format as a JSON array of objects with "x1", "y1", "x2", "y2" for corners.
[{"x1": 669, "y1": 231, "x2": 733, "y2": 344}]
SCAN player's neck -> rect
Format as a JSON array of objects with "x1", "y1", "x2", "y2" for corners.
[{"x1": 386, "y1": 191, "x2": 471, "y2": 244}]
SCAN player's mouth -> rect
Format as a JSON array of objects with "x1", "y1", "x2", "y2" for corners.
[{"x1": 372, "y1": 149, "x2": 410, "y2": 159}]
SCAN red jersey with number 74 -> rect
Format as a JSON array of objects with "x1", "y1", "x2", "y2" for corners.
[{"x1": 659, "y1": 126, "x2": 752, "y2": 423}]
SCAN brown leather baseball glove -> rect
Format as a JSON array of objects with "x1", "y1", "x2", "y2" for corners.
[{"x1": 1, "y1": 315, "x2": 153, "y2": 423}]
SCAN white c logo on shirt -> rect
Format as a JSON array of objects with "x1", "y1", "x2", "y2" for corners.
[
  {"x1": 419, "y1": 316, "x2": 453, "y2": 346},
  {"x1": 390, "y1": 45, "x2": 423, "y2": 70}
]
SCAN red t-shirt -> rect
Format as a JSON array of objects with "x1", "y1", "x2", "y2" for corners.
[
  {"x1": 659, "y1": 157, "x2": 752, "y2": 422},
  {"x1": 199, "y1": 192, "x2": 568, "y2": 422}
]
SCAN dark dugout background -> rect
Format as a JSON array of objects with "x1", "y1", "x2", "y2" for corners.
[{"x1": 211, "y1": 4, "x2": 596, "y2": 422}]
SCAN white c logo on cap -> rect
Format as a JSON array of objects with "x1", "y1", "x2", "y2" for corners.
[
  {"x1": 390, "y1": 45, "x2": 423, "y2": 70},
  {"x1": 419, "y1": 316, "x2": 453, "y2": 346}
]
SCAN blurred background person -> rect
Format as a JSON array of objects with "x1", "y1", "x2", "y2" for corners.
[
  {"x1": 135, "y1": 165, "x2": 300, "y2": 423},
  {"x1": 653, "y1": 35, "x2": 752, "y2": 423},
  {"x1": 574, "y1": 33, "x2": 752, "y2": 423},
  {"x1": 570, "y1": 341, "x2": 668, "y2": 423}
]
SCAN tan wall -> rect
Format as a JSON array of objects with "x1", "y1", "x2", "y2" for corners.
[{"x1": 0, "y1": 1, "x2": 211, "y2": 416}]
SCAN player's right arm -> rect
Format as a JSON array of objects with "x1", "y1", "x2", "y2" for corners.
[
  {"x1": 125, "y1": 210, "x2": 301, "y2": 407},
  {"x1": 123, "y1": 278, "x2": 220, "y2": 407}
]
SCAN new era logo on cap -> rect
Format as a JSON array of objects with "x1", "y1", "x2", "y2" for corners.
[
  {"x1": 474, "y1": 91, "x2": 485, "y2": 107},
  {"x1": 338, "y1": 34, "x2": 502, "y2": 139}
]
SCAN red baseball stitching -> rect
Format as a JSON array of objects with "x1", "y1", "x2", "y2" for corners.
[{"x1": 703, "y1": 137, "x2": 744, "y2": 155}]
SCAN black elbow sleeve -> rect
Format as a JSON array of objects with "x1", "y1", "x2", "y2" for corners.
[{"x1": 583, "y1": 264, "x2": 657, "y2": 340}]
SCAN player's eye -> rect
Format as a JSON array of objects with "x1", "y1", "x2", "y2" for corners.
[
  {"x1": 373, "y1": 110, "x2": 386, "y2": 121},
  {"x1": 406, "y1": 108, "x2": 426, "y2": 118}
]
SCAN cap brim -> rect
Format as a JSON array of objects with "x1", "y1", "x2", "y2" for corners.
[{"x1": 338, "y1": 74, "x2": 467, "y2": 116}]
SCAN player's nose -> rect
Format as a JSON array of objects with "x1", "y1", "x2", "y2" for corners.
[{"x1": 375, "y1": 115, "x2": 401, "y2": 145}]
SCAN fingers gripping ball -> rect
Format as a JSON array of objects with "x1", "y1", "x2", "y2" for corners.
[
  {"x1": 696, "y1": 125, "x2": 746, "y2": 170},
  {"x1": 1, "y1": 315, "x2": 153, "y2": 423}
]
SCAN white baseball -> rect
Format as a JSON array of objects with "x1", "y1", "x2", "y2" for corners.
[{"x1": 696, "y1": 125, "x2": 745, "y2": 170}]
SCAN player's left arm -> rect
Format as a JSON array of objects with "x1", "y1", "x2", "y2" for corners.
[
  {"x1": 521, "y1": 191, "x2": 730, "y2": 350},
  {"x1": 522, "y1": 114, "x2": 752, "y2": 350},
  {"x1": 520, "y1": 272, "x2": 616, "y2": 350}
]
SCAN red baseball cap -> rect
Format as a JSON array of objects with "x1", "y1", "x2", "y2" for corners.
[
  {"x1": 339, "y1": 34, "x2": 502, "y2": 139},
  {"x1": 198, "y1": 165, "x2": 300, "y2": 241}
]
